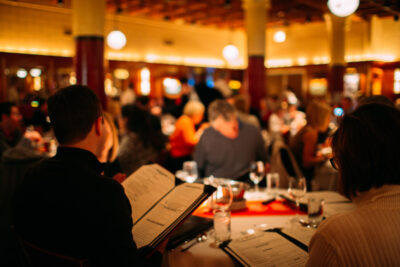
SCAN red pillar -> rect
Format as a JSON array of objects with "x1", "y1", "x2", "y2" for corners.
[
  {"x1": 72, "y1": 0, "x2": 106, "y2": 109},
  {"x1": 243, "y1": 0, "x2": 269, "y2": 110},
  {"x1": 328, "y1": 65, "x2": 345, "y2": 93},
  {"x1": 75, "y1": 37, "x2": 106, "y2": 108},
  {"x1": 246, "y1": 56, "x2": 265, "y2": 109},
  {"x1": 325, "y1": 14, "x2": 347, "y2": 98}
]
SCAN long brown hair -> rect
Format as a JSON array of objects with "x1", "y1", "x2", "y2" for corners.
[{"x1": 332, "y1": 103, "x2": 400, "y2": 198}]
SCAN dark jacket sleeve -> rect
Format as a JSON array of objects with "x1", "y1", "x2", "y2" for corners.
[{"x1": 98, "y1": 180, "x2": 162, "y2": 267}]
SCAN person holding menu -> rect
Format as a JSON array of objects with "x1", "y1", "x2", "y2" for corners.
[
  {"x1": 13, "y1": 85, "x2": 163, "y2": 266},
  {"x1": 307, "y1": 103, "x2": 400, "y2": 266}
]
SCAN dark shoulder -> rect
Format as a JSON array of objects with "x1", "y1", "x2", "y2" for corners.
[
  {"x1": 201, "y1": 127, "x2": 218, "y2": 138},
  {"x1": 240, "y1": 121, "x2": 262, "y2": 136}
]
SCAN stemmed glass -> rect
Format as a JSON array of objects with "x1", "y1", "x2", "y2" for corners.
[
  {"x1": 288, "y1": 177, "x2": 307, "y2": 219},
  {"x1": 249, "y1": 161, "x2": 265, "y2": 193},
  {"x1": 182, "y1": 161, "x2": 198, "y2": 183},
  {"x1": 211, "y1": 183, "x2": 233, "y2": 211}
]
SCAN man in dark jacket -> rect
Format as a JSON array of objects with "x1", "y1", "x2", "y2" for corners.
[{"x1": 13, "y1": 85, "x2": 161, "y2": 266}]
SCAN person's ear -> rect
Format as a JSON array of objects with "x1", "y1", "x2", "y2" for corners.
[{"x1": 94, "y1": 116, "x2": 103, "y2": 136}]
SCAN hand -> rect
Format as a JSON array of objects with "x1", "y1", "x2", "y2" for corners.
[
  {"x1": 113, "y1": 173, "x2": 127, "y2": 183},
  {"x1": 24, "y1": 130, "x2": 43, "y2": 144}
]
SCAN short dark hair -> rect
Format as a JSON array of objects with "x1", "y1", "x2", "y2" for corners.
[
  {"x1": 0, "y1": 102, "x2": 16, "y2": 120},
  {"x1": 208, "y1": 99, "x2": 236, "y2": 122},
  {"x1": 122, "y1": 104, "x2": 166, "y2": 151},
  {"x1": 47, "y1": 85, "x2": 102, "y2": 145},
  {"x1": 357, "y1": 95, "x2": 394, "y2": 108},
  {"x1": 332, "y1": 103, "x2": 400, "y2": 198}
]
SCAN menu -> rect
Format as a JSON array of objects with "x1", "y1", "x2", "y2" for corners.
[
  {"x1": 222, "y1": 232, "x2": 308, "y2": 267},
  {"x1": 122, "y1": 164, "x2": 215, "y2": 250}
]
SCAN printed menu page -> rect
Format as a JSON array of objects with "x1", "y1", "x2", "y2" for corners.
[
  {"x1": 122, "y1": 164, "x2": 175, "y2": 224},
  {"x1": 225, "y1": 232, "x2": 308, "y2": 267},
  {"x1": 132, "y1": 183, "x2": 205, "y2": 248}
]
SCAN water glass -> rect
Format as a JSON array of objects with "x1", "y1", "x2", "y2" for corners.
[
  {"x1": 288, "y1": 177, "x2": 307, "y2": 217},
  {"x1": 308, "y1": 198, "x2": 324, "y2": 228},
  {"x1": 249, "y1": 161, "x2": 265, "y2": 192},
  {"x1": 182, "y1": 161, "x2": 198, "y2": 183},
  {"x1": 267, "y1": 173, "x2": 280, "y2": 197},
  {"x1": 213, "y1": 208, "x2": 231, "y2": 244}
]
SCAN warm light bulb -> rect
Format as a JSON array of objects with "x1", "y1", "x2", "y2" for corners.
[
  {"x1": 327, "y1": 0, "x2": 359, "y2": 17},
  {"x1": 30, "y1": 68, "x2": 42, "y2": 77},
  {"x1": 222, "y1": 44, "x2": 239, "y2": 61},
  {"x1": 107, "y1": 30, "x2": 127, "y2": 50},
  {"x1": 273, "y1": 31, "x2": 286, "y2": 43},
  {"x1": 140, "y1": 68, "x2": 150, "y2": 80},
  {"x1": 113, "y1": 68, "x2": 129, "y2": 80},
  {"x1": 16, "y1": 68, "x2": 27, "y2": 78}
]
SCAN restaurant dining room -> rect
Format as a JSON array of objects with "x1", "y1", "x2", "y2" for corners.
[{"x1": 1, "y1": 0, "x2": 400, "y2": 266}]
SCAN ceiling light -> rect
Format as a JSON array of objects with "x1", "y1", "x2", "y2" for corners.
[
  {"x1": 30, "y1": 68, "x2": 42, "y2": 77},
  {"x1": 327, "y1": 0, "x2": 359, "y2": 17},
  {"x1": 16, "y1": 68, "x2": 27, "y2": 78},
  {"x1": 222, "y1": 44, "x2": 239, "y2": 61},
  {"x1": 113, "y1": 68, "x2": 129, "y2": 80},
  {"x1": 273, "y1": 31, "x2": 286, "y2": 43},
  {"x1": 107, "y1": 30, "x2": 127, "y2": 50}
]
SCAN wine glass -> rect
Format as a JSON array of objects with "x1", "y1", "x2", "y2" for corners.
[
  {"x1": 249, "y1": 161, "x2": 265, "y2": 193},
  {"x1": 288, "y1": 177, "x2": 307, "y2": 218},
  {"x1": 182, "y1": 161, "x2": 198, "y2": 183},
  {"x1": 211, "y1": 182, "x2": 233, "y2": 211}
]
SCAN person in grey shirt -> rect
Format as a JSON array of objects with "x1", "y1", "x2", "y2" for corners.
[{"x1": 194, "y1": 99, "x2": 267, "y2": 180}]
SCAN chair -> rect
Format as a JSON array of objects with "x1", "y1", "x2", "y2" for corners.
[
  {"x1": 16, "y1": 234, "x2": 90, "y2": 267},
  {"x1": 0, "y1": 148, "x2": 44, "y2": 266},
  {"x1": 269, "y1": 140, "x2": 303, "y2": 189}
]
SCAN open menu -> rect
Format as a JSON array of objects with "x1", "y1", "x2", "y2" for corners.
[
  {"x1": 221, "y1": 232, "x2": 308, "y2": 267},
  {"x1": 122, "y1": 164, "x2": 215, "y2": 250}
]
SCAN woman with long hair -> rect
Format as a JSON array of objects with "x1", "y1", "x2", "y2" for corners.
[{"x1": 307, "y1": 103, "x2": 400, "y2": 266}]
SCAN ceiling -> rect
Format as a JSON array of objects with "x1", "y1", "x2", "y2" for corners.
[{"x1": 17, "y1": 0, "x2": 400, "y2": 28}]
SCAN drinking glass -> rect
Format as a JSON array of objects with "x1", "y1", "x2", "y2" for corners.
[
  {"x1": 211, "y1": 183, "x2": 233, "y2": 211},
  {"x1": 308, "y1": 197, "x2": 324, "y2": 228},
  {"x1": 213, "y1": 208, "x2": 231, "y2": 244},
  {"x1": 288, "y1": 177, "x2": 307, "y2": 217},
  {"x1": 182, "y1": 161, "x2": 198, "y2": 183},
  {"x1": 211, "y1": 183, "x2": 233, "y2": 245},
  {"x1": 267, "y1": 173, "x2": 280, "y2": 197},
  {"x1": 249, "y1": 161, "x2": 265, "y2": 193}
]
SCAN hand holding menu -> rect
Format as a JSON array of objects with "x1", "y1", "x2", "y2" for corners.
[{"x1": 122, "y1": 164, "x2": 215, "y2": 250}]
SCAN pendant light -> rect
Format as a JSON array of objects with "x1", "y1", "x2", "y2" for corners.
[{"x1": 107, "y1": 6, "x2": 127, "y2": 50}]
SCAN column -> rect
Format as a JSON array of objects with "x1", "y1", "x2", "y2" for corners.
[
  {"x1": 72, "y1": 0, "x2": 106, "y2": 108},
  {"x1": 242, "y1": 0, "x2": 270, "y2": 110},
  {"x1": 325, "y1": 13, "x2": 347, "y2": 98},
  {"x1": 0, "y1": 56, "x2": 6, "y2": 102}
]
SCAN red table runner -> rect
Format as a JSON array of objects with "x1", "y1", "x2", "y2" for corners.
[{"x1": 193, "y1": 199, "x2": 305, "y2": 218}]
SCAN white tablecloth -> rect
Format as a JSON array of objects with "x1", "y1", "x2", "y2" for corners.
[{"x1": 165, "y1": 190, "x2": 355, "y2": 267}]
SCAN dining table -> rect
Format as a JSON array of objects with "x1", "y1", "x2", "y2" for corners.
[{"x1": 164, "y1": 189, "x2": 356, "y2": 267}]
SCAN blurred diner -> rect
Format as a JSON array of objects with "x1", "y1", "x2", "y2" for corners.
[
  {"x1": 117, "y1": 104, "x2": 167, "y2": 176},
  {"x1": 307, "y1": 103, "x2": 400, "y2": 266},
  {"x1": 168, "y1": 100, "x2": 208, "y2": 173},
  {"x1": 289, "y1": 100, "x2": 332, "y2": 191},
  {"x1": 194, "y1": 99, "x2": 267, "y2": 181}
]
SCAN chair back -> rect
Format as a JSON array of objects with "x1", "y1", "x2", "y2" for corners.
[
  {"x1": 269, "y1": 140, "x2": 303, "y2": 188},
  {"x1": 16, "y1": 235, "x2": 90, "y2": 267}
]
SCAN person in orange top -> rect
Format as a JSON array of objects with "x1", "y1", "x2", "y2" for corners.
[{"x1": 169, "y1": 101, "x2": 208, "y2": 172}]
